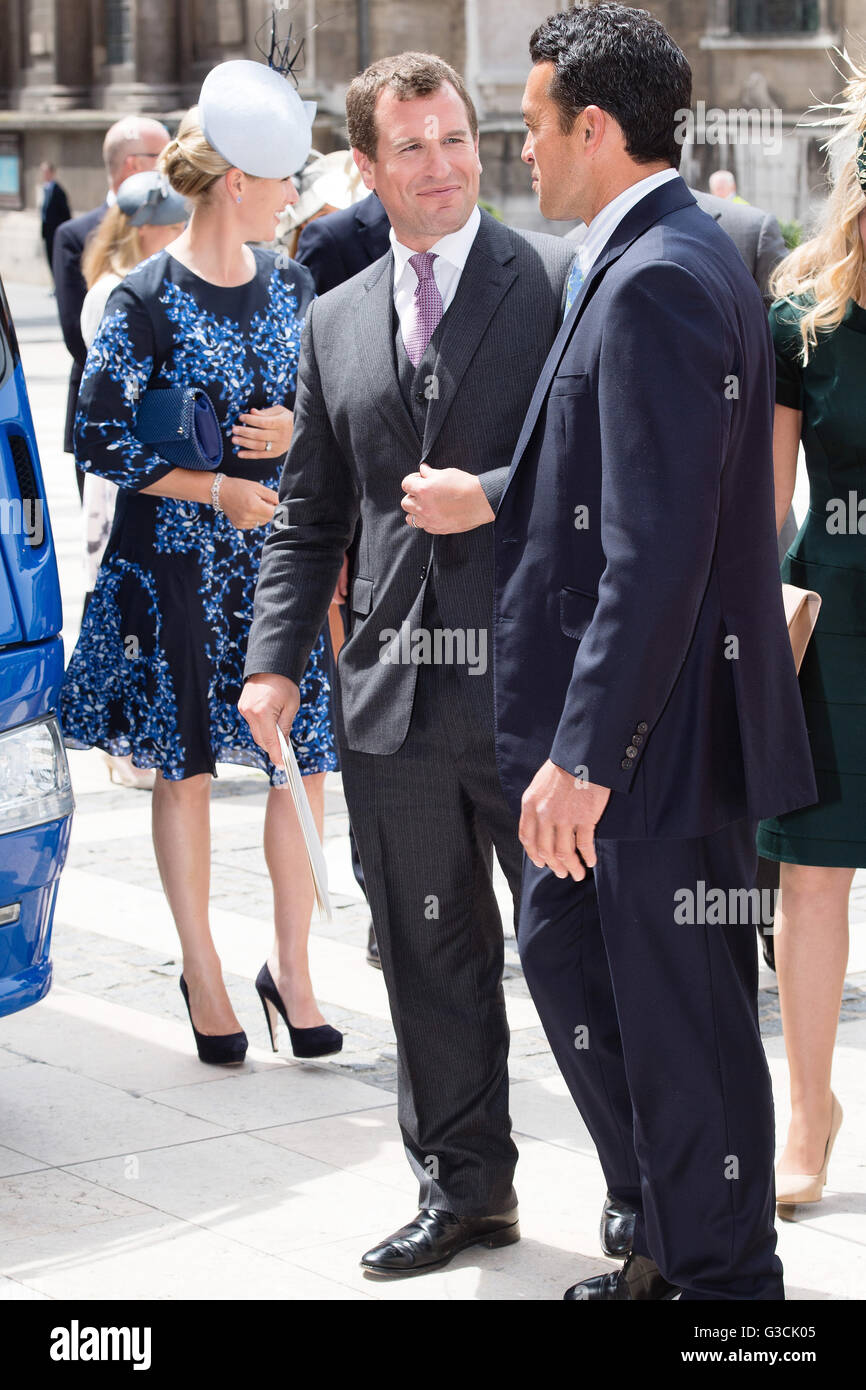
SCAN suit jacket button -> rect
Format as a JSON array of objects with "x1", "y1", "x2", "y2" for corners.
[
  {"x1": 621, "y1": 758, "x2": 633, "y2": 770},
  {"x1": 632, "y1": 734, "x2": 643, "y2": 745},
  {"x1": 626, "y1": 745, "x2": 638, "y2": 758},
  {"x1": 419, "y1": 566, "x2": 427, "y2": 579},
  {"x1": 415, "y1": 390, "x2": 427, "y2": 402},
  {"x1": 636, "y1": 722, "x2": 648, "y2": 733}
]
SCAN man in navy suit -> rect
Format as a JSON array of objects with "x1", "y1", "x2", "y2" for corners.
[
  {"x1": 491, "y1": 6, "x2": 816, "y2": 1299},
  {"x1": 296, "y1": 190, "x2": 391, "y2": 294},
  {"x1": 39, "y1": 162, "x2": 71, "y2": 276}
]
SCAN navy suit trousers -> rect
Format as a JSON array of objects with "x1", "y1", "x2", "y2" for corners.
[{"x1": 519, "y1": 818, "x2": 784, "y2": 1300}]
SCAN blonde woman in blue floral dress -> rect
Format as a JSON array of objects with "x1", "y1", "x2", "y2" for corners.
[{"x1": 61, "y1": 76, "x2": 342, "y2": 1065}]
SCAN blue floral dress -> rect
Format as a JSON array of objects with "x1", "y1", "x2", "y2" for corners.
[{"x1": 60, "y1": 246, "x2": 337, "y2": 782}]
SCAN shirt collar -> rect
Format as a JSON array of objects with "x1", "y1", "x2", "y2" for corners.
[
  {"x1": 579, "y1": 167, "x2": 680, "y2": 276},
  {"x1": 390, "y1": 203, "x2": 481, "y2": 282}
]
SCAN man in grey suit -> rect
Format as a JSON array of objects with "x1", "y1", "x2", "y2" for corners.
[
  {"x1": 240, "y1": 52, "x2": 573, "y2": 1277},
  {"x1": 690, "y1": 188, "x2": 787, "y2": 305}
]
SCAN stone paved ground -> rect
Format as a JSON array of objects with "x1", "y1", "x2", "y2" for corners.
[{"x1": 0, "y1": 281, "x2": 864, "y2": 1302}]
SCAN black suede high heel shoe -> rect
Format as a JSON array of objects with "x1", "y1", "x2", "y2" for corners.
[
  {"x1": 255, "y1": 963, "x2": 343, "y2": 1059},
  {"x1": 179, "y1": 975, "x2": 248, "y2": 1065}
]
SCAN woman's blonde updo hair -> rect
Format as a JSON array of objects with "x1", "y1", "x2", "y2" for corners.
[{"x1": 159, "y1": 106, "x2": 231, "y2": 201}]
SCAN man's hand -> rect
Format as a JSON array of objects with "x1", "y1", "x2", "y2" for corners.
[
  {"x1": 519, "y1": 760, "x2": 611, "y2": 881},
  {"x1": 238, "y1": 673, "x2": 300, "y2": 769},
  {"x1": 401, "y1": 463, "x2": 495, "y2": 534}
]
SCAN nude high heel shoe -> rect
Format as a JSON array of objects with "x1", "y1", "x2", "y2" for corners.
[
  {"x1": 776, "y1": 1093, "x2": 843, "y2": 1214},
  {"x1": 101, "y1": 751, "x2": 156, "y2": 790}
]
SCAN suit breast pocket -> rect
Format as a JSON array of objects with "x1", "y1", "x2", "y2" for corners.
[
  {"x1": 560, "y1": 585, "x2": 597, "y2": 640},
  {"x1": 549, "y1": 372, "x2": 590, "y2": 398}
]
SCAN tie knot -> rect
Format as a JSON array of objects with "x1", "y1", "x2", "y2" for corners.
[{"x1": 409, "y1": 251, "x2": 437, "y2": 282}]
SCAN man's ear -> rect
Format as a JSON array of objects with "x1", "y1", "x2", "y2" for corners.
[
  {"x1": 352, "y1": 147, "x2": 376, "y2": 193},
  {"x1": 581, "y1": 105, "x2": 608, "y2": 153}
]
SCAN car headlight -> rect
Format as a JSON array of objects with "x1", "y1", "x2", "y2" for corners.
[{"x1": 0, "y1": 715, "x2": 74, "y2": 834}]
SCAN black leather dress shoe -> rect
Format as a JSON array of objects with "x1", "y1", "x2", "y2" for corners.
[
  {"x1": 565, "y1": 1253, "x2": 680, "y2": 1301},
  {"x1": 366, "y1": 922, "x2": 382, "y2": 970},
  {"x1": 361, "y1": 1207, "x2": 520, "y2": 1277},
  {"x1": 600, "y1": 1191, "x2": 636, "y2": 1257}
]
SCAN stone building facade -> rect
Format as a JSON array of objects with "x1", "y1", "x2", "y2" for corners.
[{"x1": 1, "y1": 0, "x2": 863, "y2": 280}]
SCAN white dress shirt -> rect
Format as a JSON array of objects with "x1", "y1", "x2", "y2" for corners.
[
  {"x1": 576, "y1": 167, "x2": 680, "y2": 278},
  {"x1": 390, "y1": 203, "x2": 482, "y2": 345}
]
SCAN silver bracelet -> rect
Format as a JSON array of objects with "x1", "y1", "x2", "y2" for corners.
[{"x1": 211, "y1": 471, "x2": 225, "y2": 513}]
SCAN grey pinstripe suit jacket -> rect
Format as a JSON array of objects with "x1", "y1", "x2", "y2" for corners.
[{"x1": 245, "y1": 209, "x2": 574, "y2": 754}]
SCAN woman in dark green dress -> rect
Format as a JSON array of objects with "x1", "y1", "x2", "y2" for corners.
[{"x1": 756, "y1": 109, "x2": 866, "y2": 1214}]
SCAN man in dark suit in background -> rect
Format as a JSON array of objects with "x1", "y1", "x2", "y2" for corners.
[
  {"x1": 491, "y1": 6, "x2": 816, "y2": 1300},
  {"x1": 52, "y1": 116, "x2": 169, "y2": 497},
  {"x1": 296, "y1": 189, "x2": 391, "y2": 293},
  {"x1": 241, "y1": 51, "x2": 573, "y2": 1278},
  {"x1": 39, "y1": 162, "x2": 71, "y2": 277},
  {"x1": 691, "y1": 187, "x2": 787, "y2": 304}
]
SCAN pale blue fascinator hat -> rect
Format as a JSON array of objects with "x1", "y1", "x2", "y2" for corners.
[{"x1": 198, "y1": 58, "x2": 316, "y2": 179}]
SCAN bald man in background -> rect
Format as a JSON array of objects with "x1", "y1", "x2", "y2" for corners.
[{"x1": 53, "y1": 116, "x2": 170, "y2": 498}]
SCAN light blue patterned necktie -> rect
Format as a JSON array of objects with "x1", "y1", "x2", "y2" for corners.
[{"x1": 563, "y1": 257, "x2": 585, "y2": 319}]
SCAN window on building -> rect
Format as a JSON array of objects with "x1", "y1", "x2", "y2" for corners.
[
  {"x1": 105, "y1": 0, "x2": 132, "y2": 65},
  {"x1": 0, "y1": 135, "x2": 22, "y2": 210},
  {"x1": 732, "y1": 1, "x2": 821, "y2": 32},
  {"x1": 20, "y1": 0, "x2": 54, "y2": 67}
]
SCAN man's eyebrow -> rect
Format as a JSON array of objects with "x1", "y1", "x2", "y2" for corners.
[{"x1": 391, "y1": 126, "x2": 471, "y2": 145}]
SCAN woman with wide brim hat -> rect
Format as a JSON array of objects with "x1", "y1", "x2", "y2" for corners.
[{"x1": 60, "y1": 57, "x2": 342, "y2": 1065}]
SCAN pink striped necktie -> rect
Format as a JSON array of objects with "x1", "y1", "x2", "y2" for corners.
[{"x1": 404, "y1": 251, "x2": 444, "y2": 366}]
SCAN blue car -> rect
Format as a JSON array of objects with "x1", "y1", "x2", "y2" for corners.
[{"x1": 0, "y1": 273, "x2": 74, "y2": 1017}]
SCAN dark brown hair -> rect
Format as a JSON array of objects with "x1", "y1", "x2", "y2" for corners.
[
  {"x1": 530, "y1": 5, "x2": 691, "y2": 169},
  {"x1": 346, "y1": 52, "x2": 478, "y2": 160}
]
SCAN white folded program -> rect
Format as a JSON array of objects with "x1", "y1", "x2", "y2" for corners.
[
  {"x1": 782, "y1": 582, "x2": 822, "y2": 674},
  {"x1": 274, "y1": 722, "x2": 332, "y2": 919}
]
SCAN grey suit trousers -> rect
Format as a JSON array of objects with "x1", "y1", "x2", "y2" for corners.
[{"x1": 339, "y1": 590, "x2": 524, "y2": 1216}]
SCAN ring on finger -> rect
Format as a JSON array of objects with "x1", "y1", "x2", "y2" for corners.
[{"x1": 265, "y1": 440, "x2": 273, "y2": 452}]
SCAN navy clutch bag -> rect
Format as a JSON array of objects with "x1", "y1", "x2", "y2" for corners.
[{"x1": 133, "y1": 387, "x2": 223, "y2": 471}]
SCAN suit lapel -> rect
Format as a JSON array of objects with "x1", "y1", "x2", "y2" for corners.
[
  {"x1": 421, "y1": 212, "x2": 517, "y2": 460},
  {"x1": 501, "y1": 176, "x2": 697, "y2": 502},
  {"x1": 355, "y1": 252, "x2": 422, "y2": 459}
]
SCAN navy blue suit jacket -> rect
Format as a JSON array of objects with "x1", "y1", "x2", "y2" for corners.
[
  {"x1": 493, "y1": 175, "x2": 817, "y2": 840},
  {"x1": 295, "y1": 193, "x2": 391, "y2": 294},
  {"x1": 53, "y1": 202, "x2": 108, "y2": 453}
]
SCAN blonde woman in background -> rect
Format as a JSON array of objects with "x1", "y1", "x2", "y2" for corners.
[
  {"x1": 79, "y1": 170, "x2": 188, "y2": 790},
  {"x1": 757, "y1": 64, "x2": 866, "y2": 1214}
]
